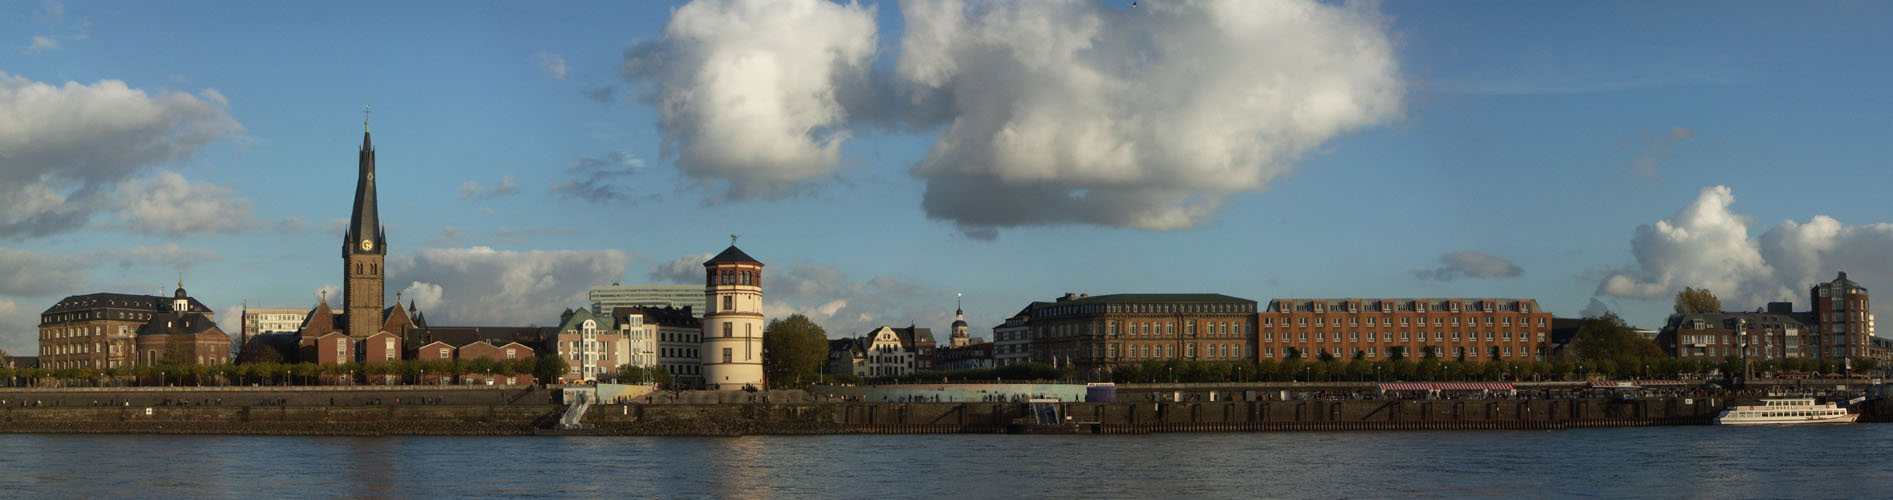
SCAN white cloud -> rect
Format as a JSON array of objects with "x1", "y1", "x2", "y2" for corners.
[
  {"x1": 0, "y1": 299, "x2": 37, "y2": 354},
  {"x1": 1595, "y1": 185, "x2": 1893, "y2": 325},
  {"x1": 26, "y1": 35, "x2": 58, "y2": 54},
  {"x1": 898, "y1": 0, "x2": 1401, "y2": 237},
  {"x1": 0, "y1": 247, "x2": 89, "y2": 296},
  {"x1": 622, "y1": 0, "x2": 878, "y2": 199},
  {"x1": 400, "y1": 281, "x2": 444, "y2": 312},
  {"x1": 1412, "y1": 251, "x2": 1524, "y2": 282},
  {"x1": 388, "y1": 246, "x2": 629, "y2": 326},
  {"x1": 108, "y1": 171, "x2": 260, "y2": 236},
  {"x1": 459, "y1": 175, "x2": 519, "y2": 199},
  {"x1": 315, "y1": 284, "x2": 340, "y2": 305},
  {"x1": 325, "y1": 218, "x2": 348, "y2": 237},
  {"x1": 647, "y1": 253, "x2": 713, "y2": 284},
  {"x1": 278, "y1": 216, "x2": 308, "y2": 234},
  {"x1": 111, "y1": 243, "x2": 221, "y2": 269},
  {"x1": 0, "y1": 72, "x2": 242, "y2": 238},
  {"x1": 1597, "y1": 186, "x2": 1767, "y2": 301},
  {"x1": 756, "y1": 262, "x2": 955, "y2": 338},
  {"x1": 536, "y1": 51, "x2": 569, "y2": 79}
]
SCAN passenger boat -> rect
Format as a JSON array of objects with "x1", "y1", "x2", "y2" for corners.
[{"x1": 1714, "y1": 397, "x2": 1857, "y2": 425}]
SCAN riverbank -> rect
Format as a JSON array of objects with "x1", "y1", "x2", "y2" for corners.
[{"x1": 1, "y1": 386, "x2": 1884, "y2": 436}]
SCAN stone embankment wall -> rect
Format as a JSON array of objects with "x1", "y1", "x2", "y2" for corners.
[
  {"x1": 584, "y1": 396, "x2": 1760, "y2": 435},
  {"x1": 0, "y1": 405, "x2": 562, "y2": 436}
]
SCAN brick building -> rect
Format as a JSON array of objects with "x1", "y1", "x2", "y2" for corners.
[
  {"x1": 1022, "y1": 293, "x2": 1258, "y2": 378},
  {"x1": 39, "y1": 286, "x2": 227, "y2": 370},
  {"x1": 1661, "y1": 272, "x2": 1876, "y2": 362},
  {"x1": 1259, "y1": 298, "x2": 1552, "y2": 362}
]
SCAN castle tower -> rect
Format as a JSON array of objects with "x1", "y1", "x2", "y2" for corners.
[
  {"x1": 343, "y1": 118, "x2": 387, "y2": 339},
  {"x1": 701, "y1": 241, "x2": 764, "y2": 390}
]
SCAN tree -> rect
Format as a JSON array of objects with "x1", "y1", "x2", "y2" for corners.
[
  {"x1": 1572, "y1": 313, "x2": 1664, "y2": 362},
  {"x1": 1673, "y1": 287, "x2": 1722, "y2": 314},
  {"x1": 533, "y1": 355, "x2": 568, "y2": 384},
  {"x1": 1284, "y1": 347, "x2": 1303, "y2": 360},
  {"x1": 164, "y1": 335, "x2": 195, "y2": 365},
  {"x1": 762, "y1": 314, "x2": 830, "y2": 388}
]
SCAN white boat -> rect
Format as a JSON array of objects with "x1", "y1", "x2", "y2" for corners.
[{"x1": 1714, "y1": 397, "x2": 1858, "y2": 425}]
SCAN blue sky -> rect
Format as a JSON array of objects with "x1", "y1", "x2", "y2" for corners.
[{"x1": 3, "y1": 0, "x2": 1892, "y2": 354}]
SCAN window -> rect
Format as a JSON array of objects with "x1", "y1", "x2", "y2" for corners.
[
  {"x1": 722, "y1": 348, "x2": 733, "y2": 363},
  {"x1": 506, "y1": 349, "x2": 516, "y2": 359},
  {"x1": 723, "y1": 322, "x2": 733, "y2": 338},
  {"x1": 439, "y1": 348, "x2": 450, "y2": 359},
  {"x1": 723, "y1": 296, "x2": 733, "y2": 311}
]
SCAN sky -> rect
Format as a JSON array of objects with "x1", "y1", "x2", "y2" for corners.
[{"x1": 3, "y1": 0, "x2": 1892, "y2": 354}]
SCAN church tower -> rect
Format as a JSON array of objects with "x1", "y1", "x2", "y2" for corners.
[
  {"x1": 343, "y1": 118, "x2": 386, "y2": 339},
  {"x1": 701, "y1": 241, "x2": 764, "y2": 390},
  {"x1": 950, "y1": 293, "x2": 970, "y2": 347}
]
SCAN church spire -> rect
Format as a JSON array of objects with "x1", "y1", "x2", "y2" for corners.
[{"x1": 346, "y1": 110, "x2": 382, "y2": 256}]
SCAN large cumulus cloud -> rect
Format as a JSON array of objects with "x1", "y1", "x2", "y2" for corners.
[
  {"x1": 899, "y1": 0, "x2": 1402, "y2": 235},
  {"x1": 622, "y1": 0, "x2": 1403, "y2": 238},
  {"x1": 1595, "y1": 185, "x2": 1893, "y2": 324},
  {"x1": 622, "y1": 0, "x2": 877, "y2": 199},
  {"x1": 0, "y1": 72, "x2": 243, "y2": 238}
]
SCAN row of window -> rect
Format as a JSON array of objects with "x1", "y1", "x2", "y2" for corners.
[
  {"x1": 1264, "y1": 331, "x2": 1541, "y2": 343},
  {"x1": 1277, "y1": 302, "x2": 1534, "y2": 314},
  {"x1": 1266, "y1": 316, "x2": 1543, "y2": 328}
]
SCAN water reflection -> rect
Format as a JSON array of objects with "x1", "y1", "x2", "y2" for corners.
[{"x1": 0, "y1": 426, "x2": 1887, "y2": 499}]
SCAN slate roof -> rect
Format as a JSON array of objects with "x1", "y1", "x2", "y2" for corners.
[
  {"x1": 1054, "y1": 293, "x2": 1252, "y2": 306},
  {"x1": 615, "y1": 306, "x2": 702, "y2": 328},
  {"x1": 41, "y1": 292, "x2": 212, "y2": 316},
  {"x1": 136, "y1": 311, "x2": 223, "y2": 337},
  {"x1": 704, "y1": 245, "x2": 761, "y2": 265}
]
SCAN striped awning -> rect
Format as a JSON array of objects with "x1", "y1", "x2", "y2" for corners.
[
  {"x1": 1379, "y1": 383, "x2": 1515, "y2": 392},
  {"x1": 1437, "y1": 382, "x2": 1514, "y2": 391},
  {"x1": 1588, "y1": 381, "x2": 1638, "y2": 388}
]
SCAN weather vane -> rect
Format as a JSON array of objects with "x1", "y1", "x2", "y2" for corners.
[{"x1": 730, "y1": 234, "x2": 739, "y2": 245}]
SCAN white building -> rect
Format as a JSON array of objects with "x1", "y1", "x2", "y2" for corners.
[
  {"x1": 615, "y1": 305, "x2": 700, "y2": 386},
  {"x1": 591, "y1": 284, "x2": 705, "y2": 318},
  {"x1": 861, "y1": 326, "x2": 915, "y2": 377},
  {"x1": 242, "y1": 307, "x2": 307, "y2": 338},
  {"x1": 700, "y1": 244, "x2": 765, "y2": 390},
  {"x1": 993, "y1": 304, "x2": 1037, "y2": 367}
]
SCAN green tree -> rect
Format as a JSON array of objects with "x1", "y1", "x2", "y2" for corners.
[
  {"x1": 1572, "y1": 313, "x2": 1664, "y2": 362},
  {"x1": 762, "y1": 314, "x2": 830, "y2": 388},
  {"x1": 1284, "y1": 347, "x2": 1303, "y2": 360},
  {"x1": 533, "y1": 354, "x2": 568, "y2": 384},
  {"x1": 1673, "y1": 287, "x2": 1722, "y2": 314},
  {"x1": 164, "y1": 335, "x2": 195, "y2": 365}
]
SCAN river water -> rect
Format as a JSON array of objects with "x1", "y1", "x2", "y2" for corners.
[{"x1": 2, "y1": 425, "x2": 1889, "y2": 499}]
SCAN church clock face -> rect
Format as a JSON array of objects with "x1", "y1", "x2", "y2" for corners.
[{"x1": 361, "y1": 239, "x2": 374, "y2": 251}]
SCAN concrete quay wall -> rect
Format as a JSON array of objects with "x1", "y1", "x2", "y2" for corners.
[
  {"x1": 584, "y1": 396, "x2": 1746, "y2": 435},
  {"x1": 0, "y1": 404, "x2": 562, "y2": 436}
]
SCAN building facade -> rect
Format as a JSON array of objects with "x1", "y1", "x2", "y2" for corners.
[
  {"x1": 1025, "y1": 293, "x2": 1258, "y2": 377},
  {"x1": 618, "y1": 306, "x2": 699, "y2": 385},
  {"x1": 40, "y1": 287, "x2": 227, "y2": 369},
  {"x1": 1662, "y1": 272, "x2": 1876, "y2": 362},
  {"x1": 590, "y1": 284, "x2": 706, "y2": 318},
  {"x1": 1260, "y1": 298, "x2": 1553, "y2": 363},
  {"x1": 937, "y1": 341, "x2": 994, "y2": 371},
  {"x1": 552, "y1": 308, "x2": 622, "y2": 384},
  {"x1": 700, "y1": 245, "x2": 765, "y2": 390},
  {"x1": 992, "y1": 304, "x2": 1038, "y2": 367},
  {"x1": 1812, "y1": 272, "x2": 1872, "y2": 358}
]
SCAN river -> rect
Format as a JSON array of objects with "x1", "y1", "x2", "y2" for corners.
[{"x1": 1, "y1": 425, "x2": 1888, "y2": 498}]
